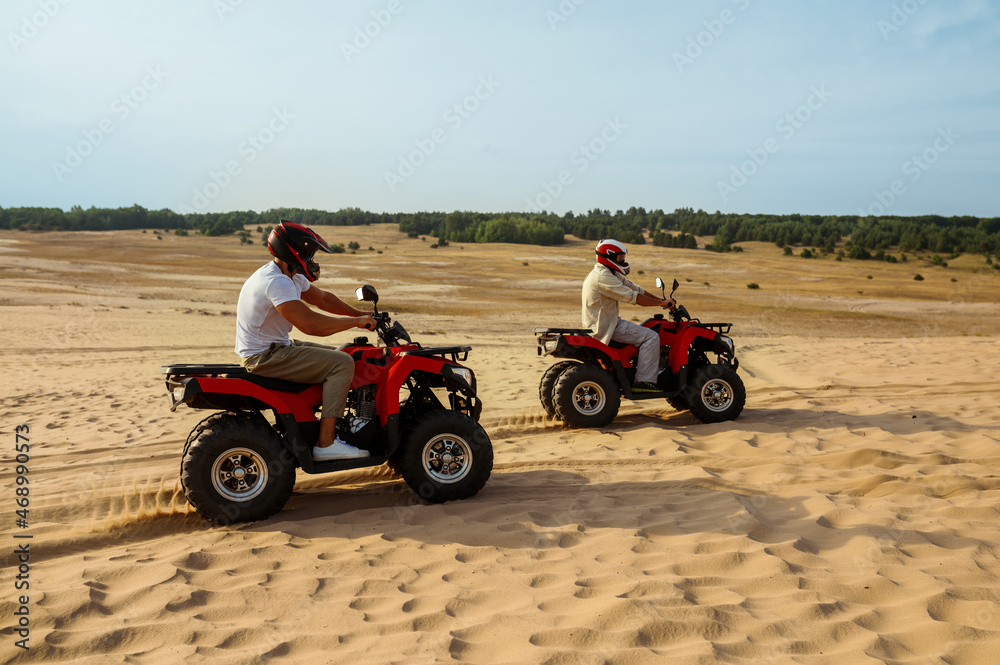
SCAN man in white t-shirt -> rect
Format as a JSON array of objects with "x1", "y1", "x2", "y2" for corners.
[{"x1": 235, "y1": 221, "x2": 375, "y2": 461}]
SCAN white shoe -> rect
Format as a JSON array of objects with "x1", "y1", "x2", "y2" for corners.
[{"x1": 312, "y1": 438, "x2": 370, "y2": 461}]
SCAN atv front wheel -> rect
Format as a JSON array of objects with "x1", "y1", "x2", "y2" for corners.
[
  {"x1": 181, "y1": 416, "x2": 296, "y2": 524},
  {"x1": 539, "y1": 361, "x2": 577, "y2": 417},
  {"x1": 553, "y1": 363, "x2": 621, "y2": 428},
  {"x1": 397, "y1": 411, "x2": 493, "y2": 503},
  {"x1": 666, "y1": 394, "x2": 690, "y2": 412},
  {"x1": 683, "y1": 364, "x2": 746, "y2": 424}
]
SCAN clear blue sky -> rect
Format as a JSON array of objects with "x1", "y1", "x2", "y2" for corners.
[{"x1": 2, "y1": 0, "x2": 997, "y2": 217}]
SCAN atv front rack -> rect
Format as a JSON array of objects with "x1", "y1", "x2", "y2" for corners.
[
  {"x1": 400, "y1": 346, "x2": 471, "y2": 363},
  {"x1": 691, "y1": 322, "x2": 733, "y2": 334}
]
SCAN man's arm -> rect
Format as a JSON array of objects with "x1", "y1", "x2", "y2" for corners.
[
  {"x1": 275, "y1": 300, "x2": 373, "y2": 337},
  {"x1": 300, "y1": 285, "x2": 366, "y2": 316},
  {"x1": 636, "y1": 292, "x2": 674, "y2": 308}
]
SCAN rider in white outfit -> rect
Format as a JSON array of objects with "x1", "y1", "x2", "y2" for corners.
[{"x1": 581, "y1": 239, "x2": 674, "y2": 393}]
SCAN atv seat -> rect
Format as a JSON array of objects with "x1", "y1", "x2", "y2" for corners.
[
  {"x1": 160, "y1": 364, "x2": 314, "y2": 393},
  {"x1": 223, "y1": 371, "x2": 314, "y2": 393}
]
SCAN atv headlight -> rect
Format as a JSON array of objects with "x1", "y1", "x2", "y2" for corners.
[
  {"x1": 172, "y1": 386, "x2": 186, "y2": 402},
  {"x1": 715, "y1": 335, "x2": 735, "y2": 355},
  {"x1": 451, "y1": 367, "x2": 473, "y2": 384},
  {"x1": 543, "y1": 339, "x2": 559, "y2": 353},
  {"x1": 444, "y1": 365, "x2": 475, "y2": 391}
]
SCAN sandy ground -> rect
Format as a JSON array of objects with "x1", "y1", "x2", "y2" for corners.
[{"x1": 1, "y1": 226, "x2": 999, "y2": 664}]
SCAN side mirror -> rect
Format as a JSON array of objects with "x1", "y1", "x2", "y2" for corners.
[
  {"x1": 655, "y1": 277, "x2": 664, "y2": 290},
  {"x1": 672, "y1": 279, "x2": 679, "y2": 292},
  {"x1": 355, "y1": 284, "x2": 378, "y2": 304}
]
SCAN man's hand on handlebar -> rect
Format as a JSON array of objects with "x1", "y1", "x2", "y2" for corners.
[
  {"x1": 663, "y1": 298, "x2": 676, "y2": 310},
  {"x1": 357, "y1": 314, "x2": 377, "y2": 330}
]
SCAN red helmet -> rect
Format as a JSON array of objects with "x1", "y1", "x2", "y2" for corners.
[
  {"x1": 595, "y1": 239, "x2": 630, "y2": 276},
  {"x1": 267, "y1": 221, "x2": 334, "y2": 282}
]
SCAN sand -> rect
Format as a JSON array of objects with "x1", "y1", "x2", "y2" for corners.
[{"x1": 1, "y1": 226, "x2": 999, "y2": 664}]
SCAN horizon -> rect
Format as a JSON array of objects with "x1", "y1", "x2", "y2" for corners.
[{"x1": 2, "y1": 1, "x2": 998, "y2": 218}]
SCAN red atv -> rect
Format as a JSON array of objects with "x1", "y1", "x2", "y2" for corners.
[
  {"x1": 535, "y1": 278, "x2": 745, "y2": 428},
  {"x1": 160, "y1": 285, "x2": 492, "y2": 524}
]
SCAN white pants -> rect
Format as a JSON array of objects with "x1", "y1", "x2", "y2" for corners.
[{"x1": 612, "y1": 318, "x2": 660, "y2": 384}]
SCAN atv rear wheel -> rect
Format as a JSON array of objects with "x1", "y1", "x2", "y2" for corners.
[
  {"x1": 181, "y1": 415, "x2": 296, "y2": 524},
  {"x1": 683, "y1": 364, "x2": 746, "y2": 424},
  {"x1": 553, "y1": 363, "x2": 621, "y2": 428},
  {"x1": 397, "y1": 411, "x2": 493, "y2": 503},
  {"x1": 539, "y1": 361, "x2": 577, "y2": 416}
]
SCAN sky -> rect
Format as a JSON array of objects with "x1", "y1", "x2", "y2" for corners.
[{"x1": 1, "y1": 0, "x2": 998, "y2": 217}]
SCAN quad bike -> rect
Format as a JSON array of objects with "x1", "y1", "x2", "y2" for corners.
[
  {"x1": 160, "y1": 285, "x2": 492, "y2": 524},
  {"x1": 535, "y1": 278, "x2": 745, "y2": 428}
]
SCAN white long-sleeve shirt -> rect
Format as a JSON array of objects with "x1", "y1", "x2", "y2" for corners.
[{"x1": 581, "y1": 263, "x2": 645, "y2": 344}]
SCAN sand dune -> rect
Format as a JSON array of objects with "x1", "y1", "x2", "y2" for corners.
[{"x1": 2, "y1": 228, "x2": 999, "y2": 664}]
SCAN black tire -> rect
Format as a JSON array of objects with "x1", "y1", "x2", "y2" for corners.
[
  {"x1": 539, "y1": 361, "x2": 577, "y2": 416},
  {"x1": 683, "y1": 364, "x2": 746, "y2": 424},
  {"x1": 397, "y1": 410, "x2": 493, "y2": 503},
  {"x1": 666, "y1": 394, "x2": 690, "y2": 412},
  {"x1": 181, "y1": 411, "x2": 242, "y2": 463},
  {"x1": 181, "y1": 416, "x2": 296, "y2": 524},
  {"x1": 552, "y1": 363, "x2": 621, "y2": 428}
]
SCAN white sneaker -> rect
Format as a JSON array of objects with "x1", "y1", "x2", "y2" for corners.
[{"x1": 312, "y1": 438, "x2": 370, "y2": 461}]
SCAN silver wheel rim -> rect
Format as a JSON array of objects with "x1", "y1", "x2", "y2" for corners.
[
  {"x1": 211, "y1": 447, "x2": 268, "y2": 502},
  {"x1": 572, "y1": 381, "x2": 606, "y2": 416},
  {"x1": 701, "y1": 378, "x2": 734, "y2": 413},
  {"x1": 422, "y1": 434, "x2": 472, "y2": 484}
]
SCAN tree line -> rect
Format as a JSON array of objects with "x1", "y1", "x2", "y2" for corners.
[{"x1": 2, "y1": 204, "x2": 997, "y2": 258}]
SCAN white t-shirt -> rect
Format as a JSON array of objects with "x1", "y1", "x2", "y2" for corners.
[{"x1": 235, "y1": 262, "x2": 311, "y2": 357}]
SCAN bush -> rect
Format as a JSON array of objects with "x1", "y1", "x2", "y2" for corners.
[
  {"x1": 331, "y1": 243, "x2": 346, "y2": 254},
  {"x1": 914, "y1": 274, "x2": 924, "y2": 281},
  {"x1": 783, "y1": 246, "x2": 793, "y2": 256},
  {"x1": 747, "y1": 282, "x2": 760, "y2": 290},
  {"x1": 848, "y1": 245, "x2": 872, "y2": 260},
  {"x1": 801, "y1": 248, "x2": 814, "y2": 259},
  {"x1": 348, "y1": 241, "x2": 361, "y2": 250}
]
